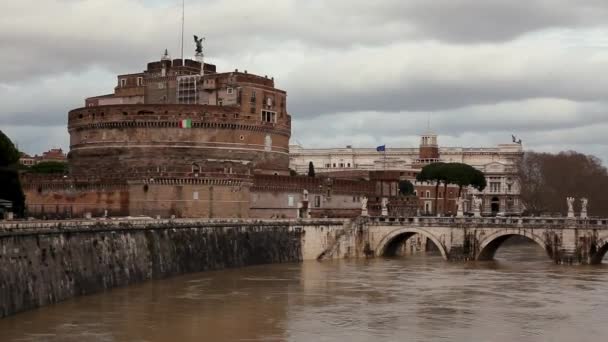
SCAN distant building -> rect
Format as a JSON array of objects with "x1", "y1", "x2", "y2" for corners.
[
  {"x1": 19, "y1": 149, "x2": 67, "y2": 166},
  {"x1": 40, "y1": 148, "x2": 67, "y2": 163},
  {"x1": 19, "y1": 153, "x2": 36, "y2": 166},
  {"x1": 289, "y1": 132, "x2": 524, "y2": 216}
]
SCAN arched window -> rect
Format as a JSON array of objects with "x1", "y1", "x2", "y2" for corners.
[{"x1": 192, "y1": 163, "x2": 201, "y2": 174}]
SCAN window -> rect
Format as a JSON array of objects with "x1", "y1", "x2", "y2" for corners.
[
  {"x1": 347, "y1": 163, "x2": 351, "y2": 167},
  {"x1": 218, "y1": 100, "x2": 223, "y2": 106},
  {"x1": 227, "y1": 87, "x2": 234, "y2": 95},
  {"x1": 120, "y1": 79, "x2": 127, "y2": 87},
  {"x1": 288, "y1": 195, "x2": 295, "y2": 207},
  {"x1": 192, "y1": 163, "x2": 201, "y2": 174},
  {"x1": 250, "y1": 90, "x2": 257, "y2": 103},
  {"x1": 266, "y1": 97, "x2": 273, "y2": 107},
  {"x1": 314, "y1": 196, "x2": 321, "y2": 208},
  {"x1": 426, "y1": 191, "x2": 431, "y2": 198},
  {"x1": 137, "y1": 77, "x2": 143, "y2": 86},
  {"x1": 325, "y1": 163, "x2": 330, "y2": 168},
  {"x1": 490, "y1": 182, "x2": 501, "y2": 193},
  {"x1": 339, "y1": 163, "x2": 344, "y2": 168},
  {"x1": 193, "y1": 191, "x2": 199, "y2": 200},
  {"x1": 261, "y1": 110, "x2": 276, "y2": 123},
  {"x1": 333, "y1": 163, "x2": 336, "y2": 168}
]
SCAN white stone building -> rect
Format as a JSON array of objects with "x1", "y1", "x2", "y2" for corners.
[{"x1": 289, "y1": 133, "x2": 524, "y2": 215}]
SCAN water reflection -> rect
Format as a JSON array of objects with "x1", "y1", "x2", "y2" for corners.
[{"x1": 2, "y1": 240, "x2": 608, "y2": 341}]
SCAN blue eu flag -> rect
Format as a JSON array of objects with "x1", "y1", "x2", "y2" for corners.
[{"x1": 376, "y1": 145, "x2": 386, "y2": 152}]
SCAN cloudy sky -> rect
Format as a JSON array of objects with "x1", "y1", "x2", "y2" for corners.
[{"x1": 1, "y1": 0, "x2": 608, "y2": 161}]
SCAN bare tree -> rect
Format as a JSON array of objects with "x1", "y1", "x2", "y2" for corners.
[{"x1": 518, "y1": 151, "x2": 608, "y2": 216}]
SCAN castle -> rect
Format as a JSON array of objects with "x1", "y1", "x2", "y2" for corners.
[{"x1": 22, "y1": 47, "x2": 523, "y2": 219}]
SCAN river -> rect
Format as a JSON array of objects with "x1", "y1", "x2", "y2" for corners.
[{"x1": 1, "y1": 240, "x2": 608, "y2": 342}]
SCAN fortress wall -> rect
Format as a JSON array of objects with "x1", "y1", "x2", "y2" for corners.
[
  {"x1": 0, "y1": 219, "x2": 344, "y2": 318},
  {"x1": 21, "y1": 177, "x2": 130, "y2": 219},
  {"x1": 67, "y1": 104, "x2": 291, "y2": 175},
  {"x1": 128, "y1": 181, "x2": 251, "y2": 219},
  {"x1": 21, "y1": 176, "x2": 253, "y2": 219}
]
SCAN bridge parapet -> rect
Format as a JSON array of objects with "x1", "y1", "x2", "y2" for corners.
[{"x1": 363, "y1": 216, "x2": 608, "y2": 229}]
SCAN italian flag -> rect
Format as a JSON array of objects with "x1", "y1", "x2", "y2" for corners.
[{"x1": 179, "y1": 119, "x2": 192, "y2": 128}]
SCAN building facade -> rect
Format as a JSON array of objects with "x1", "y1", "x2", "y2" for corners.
[{"x1": 289, "y1": 133, "x2": 524, "y2": 215}]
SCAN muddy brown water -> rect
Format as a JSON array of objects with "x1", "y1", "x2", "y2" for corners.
[{"x1": 1, "y1": 241, "x2": 608, "y2": 341}]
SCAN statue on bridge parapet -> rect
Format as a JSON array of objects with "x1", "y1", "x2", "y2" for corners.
[
  {"x1": 381, "y1": 197, "x2": 389, "y2": 217},
  {"x1": 472, "y1": 196, "x2": 482, "y2": 217},
  {"x1": 581, "y1": 198, "x2": 588, "y2": 219},
  {"x1": 456, "y1": 197, "x2": 465, "y2": 218},
  {"x1": 567, "y1": 197, "x2": 575, "y2": 218},
  {"x1": 361, "y1": 196, "x2": 369, "y2": 217}
]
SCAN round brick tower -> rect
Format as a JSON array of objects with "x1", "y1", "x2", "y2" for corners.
[
  {"x1": 68, "y1": 57, "x2": 291, "y2": 178},
  {"x1": 67, "y1": 103, "x2": 290, "y2": 177}
]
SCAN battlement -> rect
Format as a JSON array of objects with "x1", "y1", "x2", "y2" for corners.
[
  {"x1": 68, "y1": 104, "x2": 291, "y2": 135},
  {"x1": 252, "y1": 175, "x2": 375, "y2": 195}
]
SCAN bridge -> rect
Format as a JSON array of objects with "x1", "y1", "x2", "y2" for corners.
[{"x1": 317, "y1": 216, "x2": 608, "y2": 265}]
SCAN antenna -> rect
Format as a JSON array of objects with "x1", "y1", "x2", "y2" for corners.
[
  {"x1": 427, "y1": 113, "x2": 431, "y2": 132},
  {"x1": 181, "y1": 0, "x2": 185, "y2": 63}
]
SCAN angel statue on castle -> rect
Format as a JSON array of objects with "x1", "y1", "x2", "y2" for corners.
[{"x1": 193, "y1": 35, "x2": 205, "y2": 54}]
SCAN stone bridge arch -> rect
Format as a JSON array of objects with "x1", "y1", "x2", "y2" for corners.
[
  {"x1": 476, "y1": 229, "x2": 551, "y2": 261},
  {"x1": 375, "y1": 227, "x2": 449, "y2": 261},
  {"x1": 589, "y1": 234, "x2": 608, "y2": 264}
]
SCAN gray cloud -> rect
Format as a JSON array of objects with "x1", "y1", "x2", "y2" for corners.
[
  {"x1": 2, "y1": 0, "x2": 608, "y2": 82},
  {"x1": 2, "y1": 0, "x2": 608, "y2": 163}
]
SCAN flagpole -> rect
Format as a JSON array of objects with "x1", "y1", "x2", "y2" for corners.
[
  {"x1": 181, "y1": 0, "x2": 185, "y2": 63},
  {"x1": 383, "y1": 148, "x2": 387, "y2": 170}
]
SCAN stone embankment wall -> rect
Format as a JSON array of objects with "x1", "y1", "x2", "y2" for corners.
[{"x1": 0, "y1": 219, "x2": 346, "y2": 318}]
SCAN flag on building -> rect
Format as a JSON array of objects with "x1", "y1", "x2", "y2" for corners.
[
  {"x1": 376, "y1": 145, "x2": 386, "y2": 152},
  {"x1": 179, "y1": 119, "x2": 192, "y2": 128}
]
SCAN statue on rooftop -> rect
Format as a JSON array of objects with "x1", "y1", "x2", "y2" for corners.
[{"x1": 193, "y1": 35, "x2": 205, "y2": 54}]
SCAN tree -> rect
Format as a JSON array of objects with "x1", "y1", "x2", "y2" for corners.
[
  {"x1": 0, "y1": 130, "x2": 20, "y2": 167},
  {"x1": 440, "y1": 163, "x2": 487, "y2": 215},
  {"x1": 0, "y1": 131, "x2": 25, "y2": 216},
  {"x1": 417, "y1": 163, "x2": 488, "y2": 216},
  {"x1": 518, "y1": 151, "x2": 608, "y2": 216},
  {"x1": 416, "y1": 162, "x2": 446, "y2": 215},
  {"x1": 308, "y1": 161, "x2": 315, "y2": 177},
  {"x1": 29, "y1": 161, "x2": 68, "y2": 174},
  {"x1": 445, "y1": 163, "x2": 487, "y2": 197},
  {"x1": 398, "y1": 180, "x2": 414, "y2": 196}
]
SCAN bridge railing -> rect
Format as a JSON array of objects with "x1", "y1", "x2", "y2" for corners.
[{"x1": 364, "y1": 216, "x2": 608, "y2": 228}]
